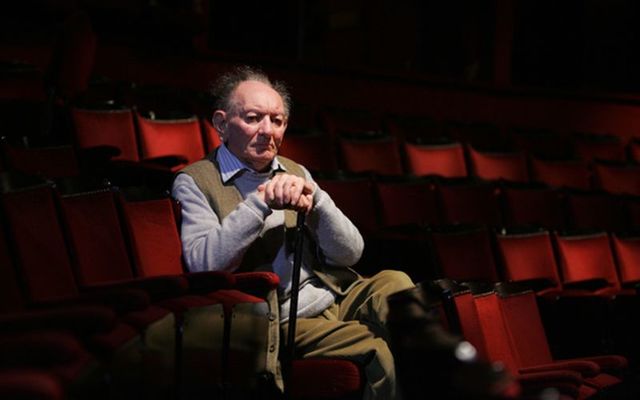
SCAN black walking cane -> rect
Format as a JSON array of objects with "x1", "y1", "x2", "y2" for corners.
[{"x1": 283, "y1": 211, "x2": 306, "y2": 399}]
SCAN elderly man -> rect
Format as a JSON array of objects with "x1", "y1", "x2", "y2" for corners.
[{"x1": 172, "y1": 66, "x2": 414, "y2": 399}]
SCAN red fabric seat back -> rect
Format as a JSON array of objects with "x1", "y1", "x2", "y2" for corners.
[
  {"x1": 452, "y1": 291, "x2": 490, "y2": 362},
  {"x1": 2, "y1": 143, "x2": 79, "y2": 179},
  {"x1": 495, "y1": 231, "x2": 562, "y2": 292},
  {"x1": 315, "y1": 175, "x2": 379, "y2": 235},
  {"x1": 374, "y1": 179, "x2": 440, "y2": 227},
  {"x1": 468, "y1": 147, "x2": 529, "y2": 183},
  {"x1": 500, "y1": 186, "x2": 565, "y2": 230},
  {"x1": 59, "y1": 190, "x2": 134, "y2": 286},
  {"x1": 119, "y1": 196, "x2": 184, "y2": 277},
  {"x1": 592, "y1": 163, "x2": 640, "y2": 196},
  {"x1": 565, "y1": 192, "x2": 627, "y2": 232},
  {"x1": 530, "y1": 158, "x2": 591, "y2": 190},
  {"x1": 1, "y1": 185, "x2": 78, "y2": 302},
  {"x1": 136, "y1": 114, "x2": 205, "y2": 167},
  {"x1": 71, "y1": 107, "x2": 140, "y2": 161},
  {"x1": 437, "y1": 181, "x2": 502, "y2": 226},
  {"x1": 201, "y1": 118, "x2": 222, "y2": 153},
  {"x1": 554, "y1": 232, "x2": 621, "y2": 292},
  {"x1": 610, "y1": 235, "x2": 640, "y2": 286},
  {"x1": 278, "y1": 132, "x2": 338, "y2": 173},
  {"x1": 430, "y1": 226, "x2": 500, "y2": 282},
  {"x1": 338, "y1": 136, "x2": 403, "y2": 176},
  {"x1": 472, "y1": 292, "x2": 521, "y2": 374},
  {"x1": 403, "y1": 141, "x2": 467, "y2": 178}
]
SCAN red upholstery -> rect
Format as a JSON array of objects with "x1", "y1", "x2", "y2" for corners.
[
  {"x1": 554, "y1": 232, "x2": 622, "y2": 297},
  {"x1": 2, "y1": 142, "x2": 79, "y2": 179},
  {"x1": 468, "y1": 147, "x2": 529, "y2": 183},
  {"x1": 119, "y1": 196, "x2": 184, "y2": 278},
  {"x1": 495, "y1": 230, "x2": 563, "y2": 298},
  {"x1": 571, "y1": 134, "x2": 626, "y2": 163},
  {"x1": 592, "y1": 162, "x2": 640, "y2": 196},
  {"x1": 71, "y1": 107, "x2": 140, "y2": 161},
  {"x1": 430, "y1": 225, "x2": 500, "y2": 282},
  {"x1": 565, "y1": 191, "x2": 628, "y2": 232},
  {"x1": 500, "y1": 186, "x2": 565, "y2": 230},
  {"x1": 290, "y1": 358, "x2": 362, "y2": 399},
  {"x1": 338, "y1": 135, "x2": 403, "y2": 176},
  {"x1": 403, "y1": 141, "x2": 467, "y2": 178},
  {"x1": 2, "y1": 185, "x2": 79, "y2": 302},
  {"x1": 0, "y1": 369, "x2": 66, "y2": 400},
  {"x1": 478, "y1": 289, "x2": 626, "y2": 390},
  {"x1": 530, "y1": 158, "x2": 591, "y2": 190},
  {"x1": 610, "y1": 234, "x2": 640, "y2": 287},
  {"x1": 374, "y1": 178, "x2": 440, "y2": 228},
  {"x1": 200, "y1": 118, "x2": 222, "y2": 152},
  {"x1": 437, "y1": 180, "x2": 502, "y2": 226},
  {"x1": 278, "y1": 131, "x2": 338, "y2": 173},
  {"x1": 136, "y1": 114, "x2": 205, "y2": 170},
  {"x1": 315, "y1": 174, "x2": 379, "y2": 235}
]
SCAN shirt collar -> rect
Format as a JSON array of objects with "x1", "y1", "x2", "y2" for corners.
[{"x1": 216, "y1": 143, "x2": 286, "y2": 183}]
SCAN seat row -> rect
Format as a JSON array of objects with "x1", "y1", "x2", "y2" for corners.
[
  {"x1": 314, "y1": 173, "x2": 640, "y2": 241},
  {"x1": 0, "y1": 173, "x2": 363, "y2": 400}
]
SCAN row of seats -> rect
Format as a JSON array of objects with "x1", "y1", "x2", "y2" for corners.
[
  {"x1": 400, "y1": 279, "x2": 635, "y2": 400},
  {"x1": 0, "y1": 173, "x2": 363, "y2": 400},
  {"x1": 315, "y1": 174, "x2": 640, "y2": 239}
]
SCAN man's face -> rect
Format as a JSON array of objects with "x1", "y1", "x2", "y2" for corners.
[{"x1": 217, "y1": 80, "x2": 288, "y2": 172}]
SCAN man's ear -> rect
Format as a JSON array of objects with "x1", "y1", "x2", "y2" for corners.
[{"x1": 212, "y1": 110, "x2": 226, "y2": 138}]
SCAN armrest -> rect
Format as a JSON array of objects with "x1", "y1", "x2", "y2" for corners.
[
  {"x1": 519, "y1": 360, "x2": 600, "y2": 377},
  {"x1": 517, "y1": 370, "x2": 583, "y2": 398},
  {"x1": 83, "y1": 275, "x2": 189, "y2": 302},
  {"x1": 573, "y1": 355, "x2": 628, "y2": 372},
  {"x1": 78, "y1": 145, "x2": 121, "y2": 163},
  {"x1": 183, "y1": 270, "x2": 235, "y2": 294},
  {"x1": 233, "y1": 272, "x2": 279, "y2": 299}
]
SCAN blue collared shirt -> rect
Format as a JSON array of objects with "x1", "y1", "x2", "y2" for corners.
[{"x1": 217, "y1": 144, "x2": 285, "y2": 184}]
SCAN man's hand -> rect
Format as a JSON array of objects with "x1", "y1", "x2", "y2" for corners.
[{"x1": 257, "y1": 174, "x2": 315, "y2": 214}]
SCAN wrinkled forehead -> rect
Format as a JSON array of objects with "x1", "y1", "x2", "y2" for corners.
[{"x1": 229, "y1": 80, "x2": 286, "y2": 115}]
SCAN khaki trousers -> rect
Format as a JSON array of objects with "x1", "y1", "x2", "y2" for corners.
[{"x1": 282, "y1": 270, "x2": 415, "y2": 400}]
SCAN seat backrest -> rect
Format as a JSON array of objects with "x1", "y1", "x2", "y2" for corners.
[
  {"x1": 200, "y1": 118, "x2": 222, "y2": 153},
  {"x1": 403, "y1": 141, "x2": 467, "y2": 178},
  {"x1": 118, "y1": 193, "x2": 185, "y2": 278},
  {"x1": 0, "y1": 180, "x2": 79, "y2": 302},
  {"x1": 2, "y1": 141, "x2": 80, "y2": 179},
  {"x1": 592, "y1": 162, "x2": 640, "y2": 197},
  {"x1": 467, "y1": 147, "x2": 529, "y2": 183},
  {"x1": 564, "y1": 191, "x2": 627, "y2": 232},
  {"x1": 71, "y1": 107, "x2": 140, "y2": 161},
  {"x1": 530, "y1": 158, "x2": 591, "y2": 190},
  {"x1": 430, "y1": 225, "x2": 500, "y2": 282},
  {"x1": 338, "y1": 135, "x2": 403, "y2": 176},
  {"x1": 314, "y1": 173, "x2": 380, "y2": 236},
  {"x1": 278, "y1": 130, "x2": 338, "y2": 173},
  {"x1": 489, "y1": 288, "x2": 554, "y2": 367},
  {"x1": 571, "y1": 133, "x2": 626, "y2": 163},
  {"x1": 436, "y1": 180, "x2": 502, "y2": 227},
  {"x1": 554, "y1": 232, "x2": 621, "y2": 294},
  {"x1": 495, "y1": 230, "x2": 562, "y2": 295},
  {"x1": 471, "y1": 291, "x2": 521, "y2": 374},
  {"x1": 610, "y1": 234, "x2": 640, "y2": 287},
  {"x1": 500, "y1": 185, "x2": 565, "y2": 230},
  {"x1": 58, "y1": 189, "x2": 135, "y2": 286},
  {"x1": 136, "y1": 114, "x2": 205, "y2": 167},
  {"x1": 374, "y1": 178, "x2": 440, "y2": 228}
]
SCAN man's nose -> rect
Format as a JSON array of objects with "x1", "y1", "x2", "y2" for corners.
[{"x1": 258, "y1": 117, "x2": 274, "y2": 135}]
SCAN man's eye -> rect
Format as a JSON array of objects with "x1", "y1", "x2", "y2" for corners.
[
  {"x1": 273, "y1": 117, "x2": 285, "y2": 127},
  {"x1": 245, "y1": 115, "x2": 260, "y2": 123}
]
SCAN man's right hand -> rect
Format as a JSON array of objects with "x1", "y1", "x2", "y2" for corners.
[{"x1": 257, "y1": 173, "x2": 314, "y2": 214}]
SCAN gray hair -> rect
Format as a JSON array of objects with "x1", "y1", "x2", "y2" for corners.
[{"x1": 210, "y1": 65, "x2": 291, "y2": 117}]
